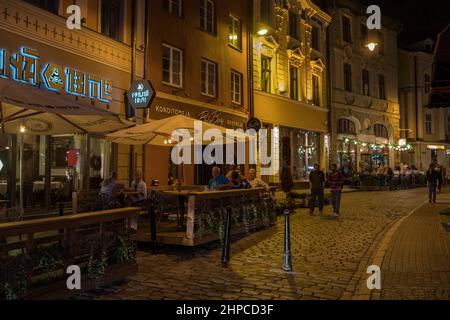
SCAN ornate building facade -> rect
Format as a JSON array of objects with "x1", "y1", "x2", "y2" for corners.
[
  {"x1": 326, "y1": 0, "x2": 402, "y2": 175},
  {"x1": 252, "y1": 0, "x2": 331, "y2": 183}
]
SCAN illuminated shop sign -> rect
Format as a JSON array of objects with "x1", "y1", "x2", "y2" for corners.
[
  {"x1": 0, "y1": 47, "x2": 112, "y2": 104},
  {"x1": 127, "y1": 80, "x2": 155, "y2": 109},
  {"x1": 427, "y1": 145, "x2": 445, "y2": 150}
]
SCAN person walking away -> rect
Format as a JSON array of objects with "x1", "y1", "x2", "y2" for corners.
[
  {"x1": 328, "y1": 164, "x2": 344, "y2": 217},
  {"x1": 426, "y1": 164, "x2": 441, "y2": 203},
  {"x1": 309, "y1": 164, "x2": 325, "y2": 215}
]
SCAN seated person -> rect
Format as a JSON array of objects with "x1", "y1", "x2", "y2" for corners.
[
  {"x1": 207, "y1": 167, "x2": 231, "y2": 190},
  {"x1": 127, "y1": 171, "x2": 147, "y2": 206},
  {"x1": 100, "y1": 172, "x2": 125, "y2": 206},
  {"x1": 247, "y1": 169, "x2": 269, "y2": 190},
  {"x1": 229, "y1": 170, "x2": 251, "y2": 189}
]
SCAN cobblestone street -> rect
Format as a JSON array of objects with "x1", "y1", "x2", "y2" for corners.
[{"x1": 90, "y1": 188, "x2": 449, "y2": 300}]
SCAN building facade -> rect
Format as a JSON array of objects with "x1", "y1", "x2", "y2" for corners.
[
  {"x1": 252, "y1": 0, "x2": 331, "y2": 183},
  {"x1": 326, "y1": 0, "x2": 402, "y2": 175},
  {"x1": 145, "y1": 0, "x2": 251, "y2": 186},
  {"x1": 0, "y1": 0, "x2": 145, "y2": 212},
  {"x1": 399, "y1": 40, "x2": 450, "y2": 170}
]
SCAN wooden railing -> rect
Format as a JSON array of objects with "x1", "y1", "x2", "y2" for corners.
[
  {"x1": 151, "y1": 188, "x2": 276, "y2": 246},
  {"x1": 0, "y1": 207, "x2": 139, "y2": 300}
]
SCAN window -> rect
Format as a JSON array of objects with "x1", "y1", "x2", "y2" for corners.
[
  {"x1": 289, "y1": 11, "x2": 299, "y2": 39},
  {"x1": 261, "y1": 56, "x2": 271, "y2": 93},
  {"x1": 290, "y1": 66, "x2": 298, "y2": 100},
  {"x1": 101, "y1": 0, "x2": 122, "y2": 41},
  {"x1": 377, "y1": 31, "x2": 384, "y2": 55},
  {"x1": 342, "y1": 16, "x2": 352, "y2": 43},
  {"x1": 162, "y1": 0, "x2": 182, "y2": 17},
  {"x1": 261, "y1": 0, "x2": 274, "y2": 25},
  {"x1": 374, "y1": 124, "x2": 389, "y2": 138},
  {"x1": 362, "y1": 69, "x2": 370, "y2": 96},
  {"x1": 229, "y1": 15, "x2": 241, "y2": 49},
  {"x1": 162, "y1": 44, "x2": 183, "y2": 87},
  {"x1": 201, "y1": 59, "x2": 217, "y2": 97},
  {"x1": 425, "y1": 113, "x2": 432, "y2": 135},
  {"x1": 24, "y1": 0, "x2": 59, "y2": 14},
  {"x1": 231, "y1": 70, "x2": 242, "y2": 105},
  {"x1": 361, "y1": 24, "x2": 368, "y2": 45},
  {"x1": 312, "y1": 75, "x2": 320, "y2": 106},
  {"x1": 200, "y1": 0, "x2": 215, "y2": 34},
  {"x1": 344, "y1": 63, "x2": 352, "y2": 92},
  {"x1": 378, "y1": 74, "x2": 386, "y2": 100},
  {"x1": 338, "y1": 119, "x2": 356, "y2": 135},
  {"x1": 424, "y1": 74, "x2": 431, "y2": 94},
  {"x1": 312, "y1": 26, "x2": 320, "y2": 51}
]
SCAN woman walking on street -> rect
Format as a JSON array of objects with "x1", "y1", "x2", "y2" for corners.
[{"x1": 328, "y1": 164, "x2": 344, "y2": 217}]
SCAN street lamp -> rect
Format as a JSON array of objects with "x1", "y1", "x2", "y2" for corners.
[
  {"x1": 366, "y1": 42, "x2": 378, "y2": 52},
  {"x1": 257, "y1": 28, "x2": 269, "y2": 36}
]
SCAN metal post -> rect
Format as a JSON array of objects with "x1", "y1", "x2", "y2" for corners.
[
  {"x1": 282, "y1": 209, "x2": 292, "y2": 272},
  {"x1": 221, "y1": 205, "x2": 232, "y2": 268},
  {"x1": 149, "y1": 203, "x2": 157, "y2": 253}
]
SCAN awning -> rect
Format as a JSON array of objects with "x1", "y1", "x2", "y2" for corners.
[
  {"x1": 0, "y1": 78, "x2": 134, "y2": 135},
  {"x1": 428, "y1": 24, "x2": 450, "y2": 108}
]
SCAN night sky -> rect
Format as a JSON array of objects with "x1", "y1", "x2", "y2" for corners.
[{"x1": 313, "y1": 0, "x2": 450, "y2": 47}]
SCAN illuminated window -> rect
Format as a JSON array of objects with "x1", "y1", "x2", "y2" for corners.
[
  {"x1": 201, "y1": 59, "x2": 217, "y2": 97},
  {"x1": 162, "y1": 44, "x2": 183, "y2": 88},
  {"x1": 229, "y1": 15, "x2": 241, "y2": 49}
]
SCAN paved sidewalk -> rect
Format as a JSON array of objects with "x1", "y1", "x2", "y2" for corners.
[
  {"x1": 78, "y1": 188, "x2": 448, "y2": 300},
  {"x1": 378, "y1": 193, "x2": 450, "y2": 299}
]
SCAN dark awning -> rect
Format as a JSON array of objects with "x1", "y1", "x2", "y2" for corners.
[{"x1": 428, "y1": 24, "x2": 450, "y2": 108}]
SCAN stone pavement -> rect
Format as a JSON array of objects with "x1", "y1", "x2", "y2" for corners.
[{"x1": 82, "y1": 188, "x2": 449, "y2": 300}]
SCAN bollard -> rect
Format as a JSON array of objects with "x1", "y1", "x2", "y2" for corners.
[
  {"x1": 221, "y1": 205, "x2": 232, "y2": 268},
  {"x1": 282, "y1": 209, "x2": 292, "y2": 272},
  {"x1": 149, "y1": 204, "x2": 157, "y2": 253}
]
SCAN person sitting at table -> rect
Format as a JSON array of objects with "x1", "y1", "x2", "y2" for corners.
[
  {"x1": 100, "y1": 172, "x2": 125, "y2": 205},
  {"x1": 126, "y1": 171, "x2": 147, "y2": 206},
  {"x1": 228, "y1": 170, "x2": 251, "y2": 189},
  {"x1": 247, "y1": 168, "x2": 269, "y2": 190},
  {"x1": 207, "y1": 167, "x2": 231, "y2": 190}
]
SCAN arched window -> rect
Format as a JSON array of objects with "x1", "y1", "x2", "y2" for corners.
[
  {"x1": 338, "y1": 119, "x2": 356, "y2": 135},
  {"x1": 374, "y1": 124, "x2": 389, "y2": 138}
]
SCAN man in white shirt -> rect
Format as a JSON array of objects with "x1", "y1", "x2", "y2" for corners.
[
  {"x1": 247, "y1": 169, "x2": 269, "y2": 190},
  {"x1": 128, "y1": 171, "x2": 147, "y2": 206}
]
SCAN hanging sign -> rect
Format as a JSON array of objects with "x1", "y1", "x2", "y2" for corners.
[{"x1": 127, "y1": 80, "x2": 156, "y2": 109}]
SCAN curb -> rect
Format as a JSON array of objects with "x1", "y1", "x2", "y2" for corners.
[{"x1": 344, "y1": 199, "x2": 428, "y2": 300}]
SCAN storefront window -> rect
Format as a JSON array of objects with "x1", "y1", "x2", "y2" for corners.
[
  {"x1": 0, "y1": 134, "x2": 12, "y2": 208},
  {"x1": 337, "y1": 140, "x2": 356, "y2": 177},
  {"x1": 292, "y1": 129, "x2": 320, "y2": 181},
  {"x1": 89, "y1": 138, "x2": 113, "y2": 189}
]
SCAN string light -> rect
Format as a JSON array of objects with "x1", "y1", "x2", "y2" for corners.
[{"x1": 341, "y1": 138, "x2": 414, "y2": 151}]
